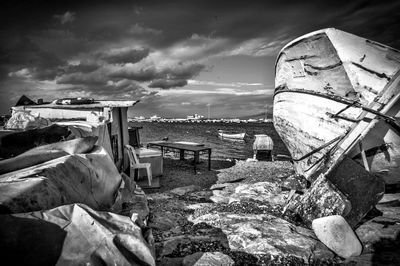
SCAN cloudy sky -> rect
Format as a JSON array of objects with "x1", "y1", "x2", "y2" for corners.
[{"x1": 1, "y1": 0, "x2": 399, "y2": 118}]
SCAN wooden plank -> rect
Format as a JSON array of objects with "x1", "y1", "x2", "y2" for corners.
[{"x1": 359, "y1": 141, "x2": 370, "y2": 172}]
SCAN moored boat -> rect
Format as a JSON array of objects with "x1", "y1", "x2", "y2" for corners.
[
  {"x1": 273, "y1": 28, "x2": 400, "y2": 185},
  {"x1": 218, "y1": 130, "x2": 246, "y2": 140}
]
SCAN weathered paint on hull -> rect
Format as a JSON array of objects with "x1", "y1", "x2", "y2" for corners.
[{"x1": 273, "y1": 28, "x2": 400, "y2": 183}]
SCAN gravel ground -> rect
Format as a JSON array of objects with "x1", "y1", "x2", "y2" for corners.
[{"x1": 143, "y1": 157, "x2": 235, "y2": 193}]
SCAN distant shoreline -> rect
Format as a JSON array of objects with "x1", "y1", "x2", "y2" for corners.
[{"x1": 128, "y1": 119, "x2": 273, "y2": 124}]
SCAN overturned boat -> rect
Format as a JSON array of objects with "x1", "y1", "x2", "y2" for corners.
[
  {"x1": 218, "y1": 130, "x2": 246, "y2": 140},
  {"x1": 273, "y1": 28, "x2": 400, "y2": 185}
]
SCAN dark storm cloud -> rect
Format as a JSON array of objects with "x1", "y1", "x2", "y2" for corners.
[
  {"x1": 335, "y1": 1, "x2": 400, "y2": 48},
  {"x1": 166, "y1": 63, "x2": 205, "y2": 80},
  {"x1": 109, "y1": 66, "x2": 160, "y2": 82},
  {"x1": 1, "y1": 36, "x2": 65, "y2": 80},
  {"x1": 64, "y1": 61, "x2": 100, "y2": 74},
  {"x1": 54, "y1": 11, "x2": 76, "y2": 24},
  {"x1": 1, "y1": 36, "x2": 64, "y2": 71},
  {"x1": 56, "y1": 71, "x2": 107, "y2": 85},
  {"x1": 148, "y1": 79, "x2": 187, "y2": 89},
  {"x1": 99, "y1": 48, "x2": 150, "y2": 64},
  {"x1": 0, "y1": 0, "x2": 399, "y2": 115},
  {"x1": 109, "y1": 62, "x2": 205, "y2": 86},
  {"x1": 1, "y1": 1, "x2": 399, "y2": 51}
]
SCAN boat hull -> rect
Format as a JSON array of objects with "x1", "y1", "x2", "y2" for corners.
[
  {"x1": 218, "y1": 132, "x2": 246, "y2": 140},
  {"x1": 273, "y1": 28, "x2": 400, "y2": 183}
]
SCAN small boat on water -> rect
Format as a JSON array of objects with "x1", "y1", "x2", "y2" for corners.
[
  {"x1": 273, "y1": 28, "x2": 400, "y2": 185},
  {"x1": 218, "y1": 130, "x2": 246, "y2": 140}
]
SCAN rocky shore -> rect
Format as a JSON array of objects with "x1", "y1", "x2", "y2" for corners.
[{"x1": 135, "y1": 158, "x2": 400, "y2": 266}]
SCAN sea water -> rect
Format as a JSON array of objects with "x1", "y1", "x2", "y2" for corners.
[{"x1": 129, "y1": 122, "x2": 290, "y2": 160}]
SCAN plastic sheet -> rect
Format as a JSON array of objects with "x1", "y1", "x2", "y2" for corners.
[
  {"x1": 0, "y1": 203, "x2": 155, "y2": 266},
  {"x1": 5, "y1": 110, "x2": 51, "y2": 130},
  {"x1": 0, "y1": 145, "x2": 122, "y2": 213}
]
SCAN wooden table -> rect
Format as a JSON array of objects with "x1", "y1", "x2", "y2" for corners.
[{"x1": 147, "y1": 142, "x2": 212, "y2": 174}]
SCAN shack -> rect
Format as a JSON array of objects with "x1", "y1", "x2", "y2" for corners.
[{"x1": 11, "y1": 100, "x2": 138, "y2": 171}]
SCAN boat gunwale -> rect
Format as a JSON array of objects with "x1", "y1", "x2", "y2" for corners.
[{"x1": 274, "y1": 28, "x2": 400, "y2": 71}]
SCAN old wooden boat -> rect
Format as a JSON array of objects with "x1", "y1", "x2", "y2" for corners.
[
  {"x1": 273, "y1": 28, "x2": 400, "y2": 185},
  {"x1": 218, "y1": 130, "x2": 246, "y2": 140}
]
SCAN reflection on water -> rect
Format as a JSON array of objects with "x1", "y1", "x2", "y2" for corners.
[{"x1": 130, "y1": 122, "x2": 290, "y2": 160}]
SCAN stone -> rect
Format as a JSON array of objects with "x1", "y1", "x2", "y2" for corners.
[
  {"x1": 170, "y1": 185, "x2": 202, "y2": 196},
  {"x1": 148, "y1": 211, "x2": 182, "y2": 231},
  {"x1": 378, "y1": 193, "x2": 400, "y2": 205},
  {"x1": 326, "y1": 156, "x2": 385, "y2": 228},
  {"x1": 355, "y1": 205, "x2": 400, "y2": 253},
  {"x1": 296, "y1": 174, "x2": 351, "y2": 228},
  {"x1": 186, "y1": 190, "x2": 213, "y2": 201},
  {"x1": 185, "y1": 203, "x2": 214, "y2": 210},
  {"x1": 282, "y1": 174, "x2": 309, "y2": 191},
  {"x1": 191, "y1": 212, "x2": 334, "y2": 263},
  {"x1": 210, "y1": 190, "x2": 232, "y2": 204},
  {"x1": 229, "y1": 181, "x2": 289, "y2": 206},
  {"x1": 158, "y1": 257, "x2": 184, "y2": 266},
  {"x1": 312, "y1": 215, "x2": 362, "y2": 258},
  {"x1": 210, "y1": 181, "x2": 290, "y2": 207},
  {"x1": 182, "y1": 252, "x2": 234, "y2": 266},
  {"x1": 159, "y1": 233, "x2": 230, "y2": 258}
]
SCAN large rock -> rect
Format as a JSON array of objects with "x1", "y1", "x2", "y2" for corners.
[
  {"x1": 355, "y1": 202, "x2": 400, "y2": 253},
  {"x1": 282, "y1": 174, "x2": 309, "y2": 191},
  {"x1": 353, "y1": 208, "x2": 400, "y2": 266},
  {"x1": 148, "y1": 211, "x2": 183, "y2": 231},
  {"x1": 158, "y1": 231, "x2": 230, "y2": 259},
  {"x1": 210, "y1": 181, "x2": 290, "y2": 207},
  {"x1": 0, "y1": 204, "x2": 155, "y2": 266},
  {"x1": 296, "y1": 174, "x2": 351, "y2": 227},
  {"x1": 312, "y1": 215, "x2": 362, "y2": 258},
  {"x1": 190, "y1": 212, "x2": 334, "y2": 263},
  {"x1": 182, "y1": 252, "x2": 234, "y2": 266},
  {"x1": 227, "y1": 181, "x2": 289, "y2": 206},
  {"x1": 210, "y1": 183, "x2": 241, "y2": 204}
]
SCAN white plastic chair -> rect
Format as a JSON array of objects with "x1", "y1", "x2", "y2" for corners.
[{"x1": 125, "y1": 144, "x2": 152, "y2": 186}]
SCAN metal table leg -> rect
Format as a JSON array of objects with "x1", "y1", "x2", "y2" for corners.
[{"x1": 208, "y1": 149, "x2": 211, "y2": 170}]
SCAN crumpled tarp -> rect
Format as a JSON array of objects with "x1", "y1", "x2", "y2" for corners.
[
  {"x1": 0, "y1": 124, "x2": 70, "y2": 159},
  {"x1": 57, "y1": 121, "x2": 114, "y2": 160},
  {"x1": 5, "y1": 110, "x2": 51, "y2": 130},
  {"x1": 0, "y1": 203, "x2": 155, "y2": 266},
  {"x1": 0, "y1": 136, "x2": 98, "y2": 174},
  {"x1": 0, "y1": 145, "x2": 122, "y2": 213}
]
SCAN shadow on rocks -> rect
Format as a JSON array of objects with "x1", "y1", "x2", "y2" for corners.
[{"x1": 371, "y1": 228, "x2": 400, "y2": 265}]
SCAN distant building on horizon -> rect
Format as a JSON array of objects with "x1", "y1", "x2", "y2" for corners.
[{"x1": 187, "y1": 114, "x2": 204, "y2": 120}]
